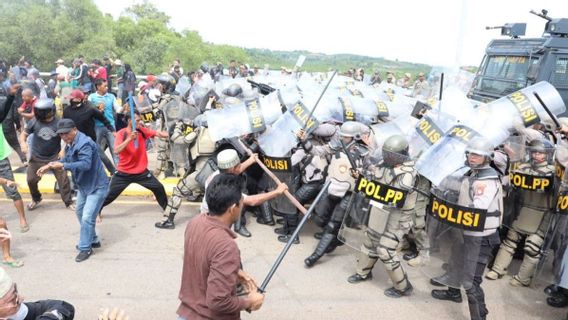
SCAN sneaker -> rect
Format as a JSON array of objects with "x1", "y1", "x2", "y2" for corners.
[
  {"x1": 27, "y1": 200, "x2": 42, "y2": 211},
  {"x1": 75, "y1": 249, "x2": 93, "y2": 262},
  {"x1": 155, "y1": 219, "x2": 175, "y2": 229},
  {"x1": 347, "y1": 273, "x2": 373, "y2": 284},
  {"x1": 66, "y1": 203, "x2": 76, "y2": 211},
  {"x1": 75, "y1": 242, "x2": 101, "y2": 250}
]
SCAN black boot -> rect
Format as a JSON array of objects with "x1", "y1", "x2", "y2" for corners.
[
  {"x1": 545, "y1": 284, "x2": 559, "y2": 296},
  {"x1": 304, "y1": 232, "x2": 335, "y2": 268},
  {"x1": 431, "y1": 288, "x2": 463, "y2": 303},
  {"x1": 256, "y1": 202, "x2": 275, "y2": 226},
  {"x1": 234, "y1": 214, "x2": 251, "y2": 237},
  {"x1": 155, "y1": 211, "x2": 176, "y2": 229}
]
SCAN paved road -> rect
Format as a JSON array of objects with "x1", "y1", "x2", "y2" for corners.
[{"x1": 0, "y1": 195, "x2": 565, "y2": 320}]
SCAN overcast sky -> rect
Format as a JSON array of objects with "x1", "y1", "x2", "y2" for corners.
[{"x1": 94, "y1": 0, "x2": 566, "y2": 67}]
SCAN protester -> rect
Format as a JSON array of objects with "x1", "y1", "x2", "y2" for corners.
[
  {"x1": 20, "y1": 98, "x2": 74, "y2": 211},
  {"x1": 99, "y1": 111, "x2": 169, "y2": 220},
  {"x1": 37, "y1": 119, "x2": 109, "y2": 262},
  {"x1": 177, "y1": 173, "x2": 265, "y2": 320}
]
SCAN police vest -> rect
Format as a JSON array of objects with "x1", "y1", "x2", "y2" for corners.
[
  {"x1": 461, "y1": 167, "x2": 502, "y2": 237},
  {"x1": 511, "y1": 162, "x2": 554, "y2": 211}
]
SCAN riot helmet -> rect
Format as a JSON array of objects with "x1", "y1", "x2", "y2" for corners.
[
  {"x1": 465, "y1": 137, "x2": 494, "y2": 168},
  {"x1": 526, "y1": 138, "x2": 554, "y2": 165},
  {"x1": 157, "y1": 73, "x2": 176, "y2": 93},
  {"x1": 34, "y1": 98, "x2": 56, "y2": 121},
  {"x1": 200, "y1": 63, "x2": 209, "y2": 74},
  {"x1": 339, "y1": 121, "x2": 364, "y2": 140},
  {"x1": 382, "y1": 134, "x2": 409, "y2": 167},
  {"x1": 558, "y1": 117, "x2": 568, "y2": 128},
  {"x1": 223, "y1": 83, "x2": 243, "y2": 98}
]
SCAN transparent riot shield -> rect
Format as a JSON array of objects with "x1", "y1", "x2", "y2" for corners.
[
  {"x1": 175, "y1": 76, "x2": 191, "y2": 97},
  {"x1": 258, "y1": 101, "x2": 320, "y2": 157},
  {"x1": 262, "y1": 154, "x2": 300, "y2": 215},
  {"x1": 407, "y1": 110, "x2": 456, "y2": 158},
  {"x1": 206, "y1": 98, "x2": 269, "y2": 142},
  {"x1": 418, "y1": 82, "x2": 566, "y2": 186},
  {"x1": 134, "y1": 94, "x2": 155, "y2": 124},
  {"x1": 536, "y1": 169, "x2": 568, "y2": 288},
  {"x1": 338, "y1": 150, "x2": 415, "y2": 254},
  {"x1": 422, "y1": 170, "x2": 497, "y2": 290}
]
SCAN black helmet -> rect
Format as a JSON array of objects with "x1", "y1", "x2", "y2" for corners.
[
  {"x1": 223, "y1": 83, "x2": 243, "y2": 98},
  {"x1": 200, "y1": 63, "x2": 209, "y2": 74},
  {"x1": 157, "y1": 73, "x2": 176, "y2": 93},
  {"x1": 34, "y1": 98, "x2": 56, "y2": 121}
]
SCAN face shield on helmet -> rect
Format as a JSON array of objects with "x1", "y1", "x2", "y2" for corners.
[
  {"x1": 382, "y1": 134, "x2": 410, "y2": 167},
  {"x1": 34, "y1": 98, "x2": 56, "y2": 121},
  {"x1": 464, "y1": 137, "x2": 494, "y2": 169},
  {"x1": 526, "y1": 138, "x2": 554, "y2": 165},
  {"x1": 157, "y1": 74, "x2": 176, "y2": 94}
]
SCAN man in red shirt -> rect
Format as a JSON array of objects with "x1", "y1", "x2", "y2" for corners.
[
  {"x1": 99, "y1": 111, "x2": 169, "y2": 218},
  {"x1": 177, "y1": 173, "x2": 264, "y2": 320},
  {"x1": 88, "y1": 59, "x2": 107, "y2": 82}
]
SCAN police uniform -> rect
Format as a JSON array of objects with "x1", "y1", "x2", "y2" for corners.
[
  {"x1": 432, "y1": 164, "x2": 503, "y2": 320},
  {"x1": 486, "y1": 158, "x2": 554, "y2": 285},
  {"x1": 303, "y1": 129, "x2": 369, "y2": 267},
  {"x1": 349, "y1": 158, "x2": 417, "y2": 297},
  {"x1": 155, "y1": 123, "x2": 216, "y2": 229},
  {"x1": 153, "y1": 93, "x2": 176, "y2": 178}
]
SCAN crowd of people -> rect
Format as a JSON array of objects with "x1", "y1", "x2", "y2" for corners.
[{"x1": 0, "y1": 54, "x2": 567, "y2": 320}]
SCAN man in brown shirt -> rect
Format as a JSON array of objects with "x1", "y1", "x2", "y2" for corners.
[{"x1": 177, "y1": 173, "x2": 265, "y2": 320}]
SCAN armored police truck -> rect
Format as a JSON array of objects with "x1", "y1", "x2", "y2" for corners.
[{"x1": 468, "y1": 10, "x2": 568, "y2": 114}]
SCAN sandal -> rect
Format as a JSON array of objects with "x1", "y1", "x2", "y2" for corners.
[
  {"x1": 2, "y1": 260, "x2": 24, "y2": 268},
  {"x1": 20, "y1": 224, "x2": 30, "y2": 233},
  {"x1": 27, "y1": 200, "x2": 42, "y2": 211}
]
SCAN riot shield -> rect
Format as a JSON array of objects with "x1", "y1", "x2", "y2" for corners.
[
  {"x1": 338, "y1": 150, "x2": 416, "y2": 254},
  {"x1": 134, "y1": 94, "x2": 155, "y2": 124},
  {"x1": 536, "y1": 169, "x2": 568, "y2": 288},
  {"x1": 206, "y1": 98, "x2": 269, "y2": 142},
  {"x1": 175, "y1": 76, "x2": 191, "y2": 97},
  {"x1": 416, "y1": 82, "x2": 564, "y2": 186},
  {"x1": 258, "y1": 101, "x2": 320, "y2": 157},
  {"x1": 407, "y1": 110, "x2": 456, "y2": 158},
  {"x1": 422, "y1": 170, "x2": 494, "y2": 290},
  {"x1": 370, "y1": 116, "x2": 417, "y2": 151},
  {"x1": 262, "y1": 153, "x2": 300, "y2": 215}
]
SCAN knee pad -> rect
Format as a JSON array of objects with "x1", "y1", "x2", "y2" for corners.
[
  {"x1": 324, "y1": 221, "x2": 340, "y2": 234},
  {"x1": 502, "y1": 229, "x2": 521, "y2": 254},
  {"x1": 524, "y1": 233, "x2": 544, "y2": 258}
]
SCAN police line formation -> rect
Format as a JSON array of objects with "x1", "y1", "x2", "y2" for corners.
[{"x1": 4, "y1": 65, "x2": 568, "y2": 320}]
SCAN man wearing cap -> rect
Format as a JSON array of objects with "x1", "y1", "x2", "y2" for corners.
[
  {"x1": 99, "y1": 111, "x2": 169, "y2": 220},
  {"x1": 397, "y1": 73, "x2": 412, "y2": 88},
  {"x1": 0, "y1": 267, "x2": 76, "y2": 319},
  {"x1": 37, "y1": 119, "x2": 108, "y2": 262},
  {"x1": 63, "y1": 89, "x2": 116, "y2": 173},
  {"x1": 55, "y1": 59, "x2": 69, "y2": 80},
  {"x1": 412, "y1": 72, "x2": 431, "y2": 98},
  {"x1": 196, "y1": 149, "x2": 287, "y2": 237}
]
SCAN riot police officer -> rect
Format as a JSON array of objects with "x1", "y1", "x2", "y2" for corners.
[
  {"x1": 430, "y1": 137, "x2": 503, "y2": 320},
  {"x1": 301, "y1": 121, "x2": 371, "y2": 267},
  {"x1": 153, "y1": 73, "x2": 178, "y2": 179},
  {"x1": 346, "y1": 135, "x2": 417, "y2": 298},
  {"x1": 485, "y1": 139, "x2": 555, "y2": 286}
]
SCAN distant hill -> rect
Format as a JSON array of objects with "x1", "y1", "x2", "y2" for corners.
[{"x1": 245, "y1": 48, "x2": 432, "y2": 78}]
